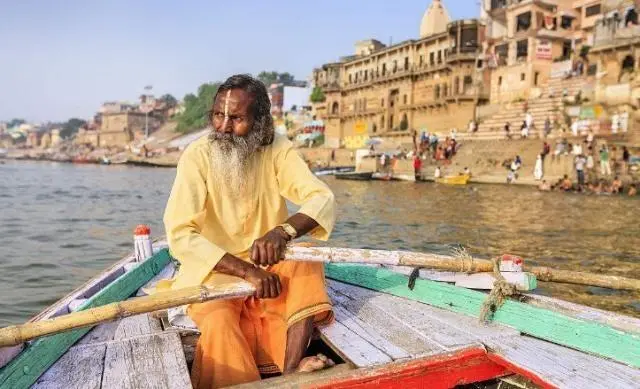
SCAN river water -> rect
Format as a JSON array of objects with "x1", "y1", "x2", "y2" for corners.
[{"x1": 1, "y1": 160, "x2": 638, "y2": 325}]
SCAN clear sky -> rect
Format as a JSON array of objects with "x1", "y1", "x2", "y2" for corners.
[{"x1": 0, "y1": 0, "x2": 479, "y2": 123}]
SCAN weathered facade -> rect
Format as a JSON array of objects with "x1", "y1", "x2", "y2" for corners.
[
  {"x1": 99, "y1": 112, "x2": 146, "y2": 147},
  {"x1": 313, "y1": 0, "x2": 487, "y2": 149},
  {"x1": 482, "y1": 0, "x2": 604, "y2": 103}
]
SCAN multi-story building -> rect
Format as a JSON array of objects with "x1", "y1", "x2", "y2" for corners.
[
  {"x1": 312, "y1": 0, "x2": 487, "y2": 149},
  {"x1": 99, "y1": 112, "x2": 147, "y2": 147},
  {"x1": 481, "y1": 0, "x2": 604, "y2": 103}
]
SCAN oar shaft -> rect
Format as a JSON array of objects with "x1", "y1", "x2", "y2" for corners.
[
  {"x1": 286, "y1": 246, "x2": 640, "y2": 291},
  {"x1": 0, "y1": 282, "x2": 255, "y2": 348}
]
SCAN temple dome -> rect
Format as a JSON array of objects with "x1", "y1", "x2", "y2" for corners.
[{"x1": 420, "y1": 0, "x2": 451, "y2": 38}]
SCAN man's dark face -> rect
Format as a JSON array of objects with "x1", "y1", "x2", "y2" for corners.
[{"x1": 211, "y1": 89, "x2": 255, "y2": 137}]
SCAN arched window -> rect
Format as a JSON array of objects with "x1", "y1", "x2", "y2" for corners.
[
  {"x1": 331, "y1": 102, "x2": 339, "y2": 115},
  {"x1": 435, "y1": 85, "x2": 441, "y2": 100},
  {"x1": 380, "y1": 115, "x2": 385, "y2": 130},
  {"x1": 372, "y1": 123, "x2": 378, "y2": 133}
]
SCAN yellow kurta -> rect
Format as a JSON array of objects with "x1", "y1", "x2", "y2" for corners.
[{"x1": 163, "y1": 133, "x2": 336, "y2": 291}]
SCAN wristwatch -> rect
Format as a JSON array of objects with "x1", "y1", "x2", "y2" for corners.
[{"x1": 277, "y1": 223, "x2": 298, "y2": 240}]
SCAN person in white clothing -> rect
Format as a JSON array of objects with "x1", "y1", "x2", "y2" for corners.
[
  {"x1": 434, "y1": 166, "x2": 442, "y2": 179},
  {"x1": 571, "y1": 119, "x2": 579, "y2": 137},
  {"x1": 534, "y1": 154, "x2": 544, "y2": 180}
]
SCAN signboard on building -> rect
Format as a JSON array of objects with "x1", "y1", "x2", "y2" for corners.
[
  {"x1": 536, "y1": 40, "x2": 552, "y2": 60},
  {"x1": 354, "y1": 121, "x2": 367, "y2": 135}
]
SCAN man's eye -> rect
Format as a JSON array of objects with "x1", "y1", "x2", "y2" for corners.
[{"x1": 213, "y1": 113, "x2": 224, "y2": 118}]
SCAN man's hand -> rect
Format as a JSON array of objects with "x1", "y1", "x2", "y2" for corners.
[
  {"x1": 251, "y1": 227, "x2": 289, "y2": 266},
  {"x1": 243, "y1": 267, "x2": 282, "y2": 299}
]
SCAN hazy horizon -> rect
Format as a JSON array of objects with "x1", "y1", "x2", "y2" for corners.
[{"x1": 0, "y1": 0, "x2": 476, "y2": 123}]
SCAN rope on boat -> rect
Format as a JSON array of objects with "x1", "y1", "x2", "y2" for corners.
[{"x1": 479, "y1": 256, "x2": 518, "y2": 323}]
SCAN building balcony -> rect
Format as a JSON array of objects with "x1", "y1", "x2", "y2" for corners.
[{"x1": 592, "y1": 24, "x2": 640, "y2": 51}]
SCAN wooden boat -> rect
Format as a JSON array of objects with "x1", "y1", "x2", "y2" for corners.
[
  {"x1": 313, "y1": 166, "x2": 356, "y2": 177},
  {"x1": 437, "y1": 174, "x2": 470, "y2": 185},
  {"x1": 1, "y1": 242, "x2": 639, "y2": 389},
  {"x1": 334, "y1": 171, "x2": 373, "y2": 181},
  {"x1": 71, "y1": 156, "x2": 95, "y2": 164}
]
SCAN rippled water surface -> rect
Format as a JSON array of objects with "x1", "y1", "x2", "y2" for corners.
[{"x1": 1, "y1": 160, "x2": 638, "y2": 325}]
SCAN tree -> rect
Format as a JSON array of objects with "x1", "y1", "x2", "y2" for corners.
[
  {"x1": 310, "y1": 87, "x2": 326, "y2": 103},
  {"x1": 7, "y1": 118, "x2": 25, "y2": 128},
  {"x1": 176, "y1": 82, "x2": 220, "y2": 133},
  {"x1": 160, "y1": 94, "x2": 178, "y2": 107},
  {"x1": 257, "y1": 71, "x2": 296, "y2": 87},
  {"x1": 60, "y1": 118, "x2": 87, "y2": 139}
]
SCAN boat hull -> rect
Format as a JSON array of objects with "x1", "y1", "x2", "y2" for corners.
[
  {"x1": 334, "y1": 172, "x2": 373, "y2": 181},
  {"x1": 436, "y1": 174, "x2": 470, "y2": 185}
]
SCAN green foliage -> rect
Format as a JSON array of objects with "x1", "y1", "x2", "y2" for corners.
[
  {"x1": 60, "y1": 118, "x2": 87, "y2": 139},
  {"x1": 176, "y1": 83, "x2": 220, "y2": 133},
  {"x1": 580, "y1": 45, "x2": 591, "y2": 59},
  {"x1": 257, "y1": 71, "x2": 295, "y2": 87},
  {"x1": 310, "y1": 87, "x2": 326, "y2": 103},
  {"x1": 159, "y1": 94, "x2": 178, "y2": 107},
  {"x1": 7, "y1": 118, "x2": 25, "y2": 128}
]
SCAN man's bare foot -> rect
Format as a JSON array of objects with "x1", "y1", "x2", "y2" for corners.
[{"x1": 296, "y1": 353, "x2": 335, "y2": 373}]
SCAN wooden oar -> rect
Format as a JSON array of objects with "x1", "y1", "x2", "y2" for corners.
[
  {"x1": 2, "y1": 246, "x2": 638, "y2": 347},
  {"x1": 286, "y1": 246, "x2": 640, "y2": 291},
  {"x1": 0, "y1": 281, "x2": 256, "y2": 348}
]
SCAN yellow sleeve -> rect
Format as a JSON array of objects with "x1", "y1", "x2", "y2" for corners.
[
  {"x1": 163, "y1": 143, "x2": 226, "y2": 286},
  {"x1": 274, "y1": 138, "x2": 336, "y2": 240}
]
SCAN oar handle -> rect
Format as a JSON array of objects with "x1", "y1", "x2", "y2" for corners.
[{"x1": 0, "y1": 282, "x2": 255, "y2": 348}]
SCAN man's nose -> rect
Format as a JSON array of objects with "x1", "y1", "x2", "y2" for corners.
[{"x1": 221, "y1": 117, "x2": 233, "y2": 133}]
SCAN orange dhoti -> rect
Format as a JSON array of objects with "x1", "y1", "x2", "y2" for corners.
[{"x1": 187, "y1": 261, "x2": 333, "y2": 389}]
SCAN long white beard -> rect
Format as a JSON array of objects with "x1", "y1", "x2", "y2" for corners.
[{"x1": 208, "y1": 129, "x2": 263, "y2": 198}]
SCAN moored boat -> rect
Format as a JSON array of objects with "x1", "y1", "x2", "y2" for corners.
[
  {"x1": 0, "y1": 241, "x2": 639, "y2": 389},
  {"x1": 334, "y1": 171, "x2": 374, "y2": 181},
  {"x1": 437, "y1": 173, "x2": 470, "y2": 185}
]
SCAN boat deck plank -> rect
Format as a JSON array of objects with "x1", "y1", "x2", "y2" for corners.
[
  {"x1": 101, "y1": 332, "x2": 191, "y2": 389},
  {"x1": 485, "y1": 336, "x2": 640, "y2": 389},
  {"x1": 33, "y1": 344, "x2": 106, "y2": 389}
]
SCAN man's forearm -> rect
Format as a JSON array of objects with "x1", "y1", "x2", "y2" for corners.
[
  {"x1": 284, "y1": 213, "x2": 319, "y2": 239},
  {"x1": 213, "y1": 253, "x2": 254, "y2": 278}
]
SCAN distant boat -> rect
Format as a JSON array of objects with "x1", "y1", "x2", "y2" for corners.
[
  {"x1": 100, "y1": 156, "x2": 111, "y2": 165},
  {"x1": 314, "y1": 166, "x2": 355, "y2": 176},
  {"x1": 335, "y1": 171, "x2": 373, "y2": 181},
  {"x1": 436, "y1": 174, "x2": 471, "y2": 185}
]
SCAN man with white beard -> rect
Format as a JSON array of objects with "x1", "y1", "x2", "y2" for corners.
[{"x1": 163, "y1": 74, "x2": 336, "y2": 389}]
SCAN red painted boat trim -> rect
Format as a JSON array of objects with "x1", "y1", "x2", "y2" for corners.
[
  {"x1": 313, "y1": 347, "x2": 509, "y2": 389},
  {"x1": 486, "y1": 354, "x2": 558, "y2": 389}
]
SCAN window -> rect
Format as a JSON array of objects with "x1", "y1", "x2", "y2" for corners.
[
  {"x1": 372, "y1": 123, "x2": 377, "y2": 133},
  {"x1": 381, "y1": 98, "x2": 385, "y2": 108},
  {"x1": 393, "y1": 60, "x2": 398, "y2": 73},
  {"x1": 463, "y1": 76, "x2": 473, "y2": 92},
  {"x1": 404, "y1": 57, "x2": 409, "y2": 70},
  {"x1": 389, "y1": 114, "x2": 394, "y2": 129},
  {"x1": 380, "y1": 115, "x2": 385, "y2": 130},
  {"x1": 516, "y1": 39, "x2": 528, "y2": 59},
  {"x1": 498, "y1": 76, "x2": 502, "y2": 86},
  {"x1": 430, "y1": 52, "x2": 435, "y2": 65},
  {"x1": 454, "y1": 76, "x2": 460, "y2": 94},
  {"x1": 364, "y1": 71, "x2": 368, "y2": 81},
  {"x1": 586, "y1": 4, "x2": 601, "y2": 17},
  {"x1": 516, "y1": 12, "x2": 532, "y2": 32},
  {"x1": 520, "y1": 73, "x2": 526, "y2": 81},
  {"x1": 437, "y1": 51, "x2": 442, "y2": 64},
  {"x1": 382, "y1": 63, "x2": 387, "y2": 75},
  {"x1": 363, "y1": 99, "x2": 367, "y2": 111},
  {"x1": 443, "y1": 83, "x2": 448, "y2": 97},
  {"x1": 403, "y1": 94, "x2": 407, "y2": 104},
  {"x1": 496, "y1": 44, "x2": 509, "y2": 65},
  {"x1": 560, "y1": 16, "x2": 573, "y2": 29},
  {"x1": 331, "y1": 102, "x2": 339, "y2": 115},
  {"x1": 435, "y1": 85, "x2": 441, "y2": 99},
  {"x1": 349, "y1": 74, "x2": 352, "y2": 83},
  {"x1": 419, "y1": 55, "x2": 424, "y2": 66},
  {"x1": 534, "y1": 71, "x2": 540, "y2": 86}
]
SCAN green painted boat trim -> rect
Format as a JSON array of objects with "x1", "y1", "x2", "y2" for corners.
[
  {"x1": 324, "y1": 263, "x2": 640, "y2": 368},
  {"x1": 0, "y1": 249, "x2": 172, "y2": 389}
]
